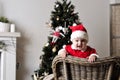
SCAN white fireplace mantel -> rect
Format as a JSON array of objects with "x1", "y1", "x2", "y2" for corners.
[
  {"x1": 0, "y1": 32, "x2": 20, "y2": 37},
  {"x1": 0, "y1": 32, "x2": 21, "y2": 80}
]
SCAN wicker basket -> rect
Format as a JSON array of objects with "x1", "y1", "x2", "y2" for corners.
[{"x1": 52, "y1": 55, "x2": 120, "y2": 80}]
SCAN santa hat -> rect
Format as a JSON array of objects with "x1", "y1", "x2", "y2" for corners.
[{"x1": 70, "y1": 24, "x2": 88, "y2": 42}]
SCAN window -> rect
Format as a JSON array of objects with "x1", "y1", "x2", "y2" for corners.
[{"x1": 110, "y1": 4, "x2": 120, "y2": 56}]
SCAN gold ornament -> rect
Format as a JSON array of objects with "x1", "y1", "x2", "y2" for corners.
[
  {"x1": 56, "y1": 17, "x2": 59, "y2": 21},
  {"x1": 52, "y1": 46, "x2": 57, "y2": 52}
]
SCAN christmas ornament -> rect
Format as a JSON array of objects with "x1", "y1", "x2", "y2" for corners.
[
  {"x1": 56, "y1": 17, "x2": 59, "y2": 21},
  {"x1": 58, "y1": 26, "x2": 63, "y2": 30},
  {"x1": 45, "y1": 43, "x2": 49, "y2": 47},
  {"x1": 51, "y1": 27, "x2": 65, "y2": 43},
  {"x1": 55, "y1": 4, "x2": 59, "y2": 8},
  {"x1": 52, "y1": 46, "x2": 57, "y2": 52},
  {"x1": 61, "y1": 22, "x2": 68, "y2": 34}
]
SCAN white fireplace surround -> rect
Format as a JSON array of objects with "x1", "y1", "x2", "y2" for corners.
[{"x1": 0, "y1": 32, "x2": 20, "y2": 80}]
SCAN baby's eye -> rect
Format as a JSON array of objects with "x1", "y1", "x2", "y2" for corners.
[
  {"x1": 81, "y1": 39, "x2": 86, "y2": 42},
  {"x1": 75, "y1": 40, "x2": 79, "y2": 42}
]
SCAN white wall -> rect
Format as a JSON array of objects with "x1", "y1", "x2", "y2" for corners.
[
  {"x1": 110, "y1": 0, "x2": 120, "y2": 4},
  {"x1": 0, "y1": 0, "x2": 110, "y2": 80},
  {"x1": 73, "y1": 0, "x2": 110, "y2": 58}
]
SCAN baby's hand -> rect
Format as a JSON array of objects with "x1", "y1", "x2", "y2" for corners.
[
  {"x1": 88, "y1": 55, "x2": 96, "y2": 63},
  {"x1": 59, "y1": 52, "x2": 66, "y2": 59},
  {"x1": 58, "y1": 49, "x2": 67, "y2": 59}
]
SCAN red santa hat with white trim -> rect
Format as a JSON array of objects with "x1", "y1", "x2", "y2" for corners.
[{"x1": 70, "y1": 24, "x2": 89, "y2": 42}]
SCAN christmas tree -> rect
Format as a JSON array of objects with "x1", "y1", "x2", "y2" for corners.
[{"x1": 32, "y1": 0, "x2": 81, "y2": 79}]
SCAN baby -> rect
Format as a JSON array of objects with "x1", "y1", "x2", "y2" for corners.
[{"x1": 58, "y1": 24, "x2": 99, "y2": 63}]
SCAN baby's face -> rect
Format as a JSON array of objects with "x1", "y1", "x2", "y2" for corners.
[{"x1": 72, "y1": 37, "x2": 87, "y2": 50}]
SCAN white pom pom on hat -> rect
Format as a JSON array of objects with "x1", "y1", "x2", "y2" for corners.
[{"x1": 70, "y1": 24, "x2": 89, "y2": 42}]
